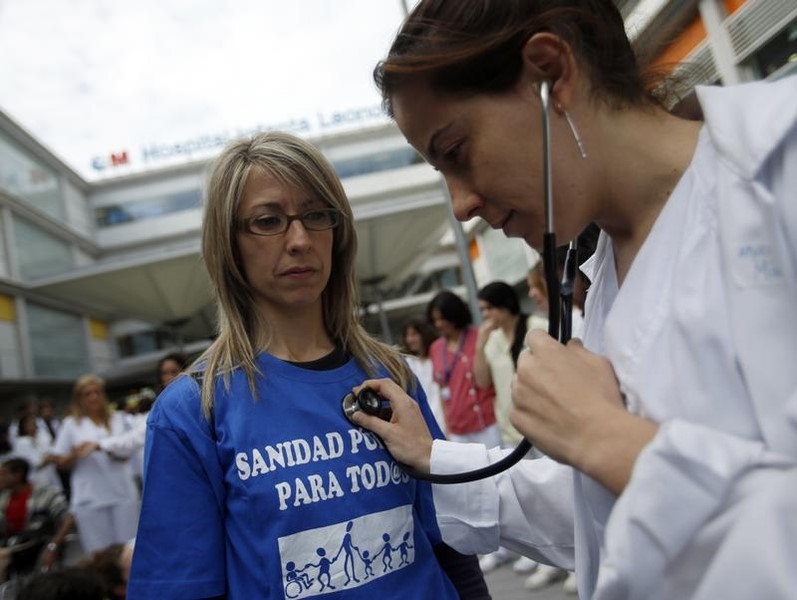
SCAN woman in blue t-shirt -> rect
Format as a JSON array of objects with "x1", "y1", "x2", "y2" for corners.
[{"x1": 128, "y1": 132, "x2": 488, "y2": 599}]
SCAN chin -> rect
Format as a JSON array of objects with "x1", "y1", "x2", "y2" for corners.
[
  {"x1": 520, "y1": 233, "x2": 537, "y2": 248},
  {"x1": 291, "y1": 288, "x2": 328, "y2": 305},
  {"x1": 501, "y1": 214, "x2": 538, "y2": 248},
  {"x1": 511, "y1": 228, "x2": 543, "y2": 250}
]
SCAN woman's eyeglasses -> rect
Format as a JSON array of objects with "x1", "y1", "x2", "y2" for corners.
[{"x1": 239, "y1": 208, "x2": 341, "y2": 236}]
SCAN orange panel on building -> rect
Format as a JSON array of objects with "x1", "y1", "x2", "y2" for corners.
[
  {"x1": 650, "y1": 0, "x2": 749, "y2": 73},
  {"x1": 724, "y1": 0, "x2": 748, "y2": 16},
  {"x1": 469, "y1": 239, "x2": 480, "y2": 261},
  {"x1": 651, "y1": 16, "x2": 707, "y2": 71}
]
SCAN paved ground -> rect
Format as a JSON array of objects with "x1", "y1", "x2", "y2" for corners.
[{"x1": 484, "y1": 564, "x2": 574, "y2": 600}]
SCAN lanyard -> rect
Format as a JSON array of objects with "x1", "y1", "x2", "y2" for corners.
[{"x1": 439, "y1": 329, "x2": 467, "y2": 386}]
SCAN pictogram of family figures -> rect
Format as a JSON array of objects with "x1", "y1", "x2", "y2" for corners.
[{"x1": 284, "y1": 521, "x2": 414, "y2": 597}]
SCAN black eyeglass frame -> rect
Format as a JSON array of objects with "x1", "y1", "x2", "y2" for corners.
[{"x1": 237, "y1": 208, "x2": 342, "y2": 237}]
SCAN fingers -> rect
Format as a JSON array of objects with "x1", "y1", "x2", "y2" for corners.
[
  {"x1": 353, "y1": 378, "x2": 416, "y2": 415},
  {"x1": 350, "y1": 378, "x2": 409, "y2": 438},
  {"x1": 524, "y1": 327, "x2": 562, "y2": 355},
  {"x1": 353, "y1": 378, "x2": 403, "y2": 402},
  {"x1": 350, "y1": 411, "x2": 391, "y2": 439},
  {"x1": 73, "y1": 443, "x2": 88, "y2": 458},
  {"x1": 350, "y1": 378, "x2": 434, "y2": 472}
]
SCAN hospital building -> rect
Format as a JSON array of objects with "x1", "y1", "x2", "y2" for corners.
[{"x1": 0, "y1": 0, "x2": 794, "y2": 414}]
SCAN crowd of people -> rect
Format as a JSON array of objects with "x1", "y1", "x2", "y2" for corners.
[
  {"x1": 0, "y1": 354, "x2": 186, "y2": 598},
  {"x1": 3, "y1": 281, "x2": 564, "y2": 599},
  {"x1": 400, "y1": 275, "x2": 583, "y2": 595}
]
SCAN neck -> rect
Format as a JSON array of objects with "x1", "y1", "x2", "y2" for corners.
[
  {"x1": 260, "y1": 302, "x2": 335, "y2": 363},
  {"x1": 87, "y1": 411, "x2": 104, "y2": 423},
  {"x1": 11, "y1": 482, "x2": 29, "y2": 494},
  {"x1": 589, "y1": 106, "x2": 702, "y2": 284},
  {"x1": 445, "y1": 329, "x2": 464, "y2": 345},
  {"x1": 501, "y1": 315, "x2": 518, "y2": 337}
]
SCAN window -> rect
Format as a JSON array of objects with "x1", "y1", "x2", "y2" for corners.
[
  {"x1": 13, "y1": 217, "x2": 74, "y2": 280},
  {"x1": 0, "y1": 131, "x2": 63, "y2": 219},
  {"x1": 27, "y1": 303, "x2": 89, "y2": 378},
  {"x1": 95, "y1": 188, "x2": 202, "y2": 227},
  {"x1": 332, "y1": 148, "x2": 423, "y2": 179},
  {"x1": 116, "y1": 329, "x2": 177, "y2": 358}
]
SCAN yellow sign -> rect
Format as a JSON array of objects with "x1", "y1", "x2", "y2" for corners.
[{"x1": 0, "y1": 295, "x2": 15, "y2": 322}]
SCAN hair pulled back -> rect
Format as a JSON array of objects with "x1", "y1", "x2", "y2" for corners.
[
  {"x1": 478, "y1": 281, "x2": 521, "y2": 315},
  {"x1": 375, "y1": 0, "x2": 657, "y2": 114}
]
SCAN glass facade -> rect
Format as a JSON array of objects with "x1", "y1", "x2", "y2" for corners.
[
  {"x1": 0, "y1": 130, "x2": 63, "y2": 220},
  {"x1": 331, "y1": 147, "x2": 423, "y2": 179},
  {"x1": 116, "y1": 329, "x2": 177, "y2": 358},
  {"x1": 27, "y1": 302, "x2": 89, "y2": 378},
  {"x1": 13, "y1": 217, "x2": 75, "y2": 280},
  {"x1": 95, "y1": 188, "x2": 202, "y2": 227},
  {"x1": 93, "y1": 147, "x2": 422, "y2": 229}
]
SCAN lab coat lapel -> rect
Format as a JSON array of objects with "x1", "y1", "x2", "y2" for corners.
[{"x1": 706, "y1": 78, "x2": 797, "y2": 459}]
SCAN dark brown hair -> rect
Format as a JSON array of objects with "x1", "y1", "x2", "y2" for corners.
[
  {"x1": 401, "y1": 318, "x2": 438, "y2": 357},
  {"x1": 80, "y1": 543, "x2": 126, "y2": 597},
  {"x1": 375, "y1": 0, "x2": 659, "y2": 115},
  {"x1": 427, "y1": 290, "x2": 473, "y2": 331}
]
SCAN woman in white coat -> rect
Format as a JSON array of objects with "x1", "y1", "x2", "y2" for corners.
[
  {"x1": 75, "y1": 353, "x2": 188, "y2": 479},
  {"x1": 12, "y1": 415, "x2": 62, "y2": 491},
  {"x1": 48, "y1": 374, "x2": 139, "y2": 553},
  {"x1": 352, "y1": 1, "x2": 797, "y2": 599}
]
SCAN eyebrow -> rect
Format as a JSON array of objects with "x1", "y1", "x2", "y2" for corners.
[
  {"x1": 248, "y1": 198, "x2": 321, "y2": 213},
  {"x1": 427, "y1": 122, "x2": 455, "y2": 163}
]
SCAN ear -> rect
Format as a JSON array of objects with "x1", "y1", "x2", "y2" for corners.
[{"x1": 520, "y1": 33, "x2": 579, "y2": 111}]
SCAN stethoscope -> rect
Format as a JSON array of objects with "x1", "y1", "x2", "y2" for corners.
[{"x1": 343, "y1": 81, "x2": 576, "y2": 483}]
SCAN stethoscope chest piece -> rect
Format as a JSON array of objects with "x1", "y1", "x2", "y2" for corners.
[{"x1": 342, "y1": 388, "x2": 393, "y2": 424}]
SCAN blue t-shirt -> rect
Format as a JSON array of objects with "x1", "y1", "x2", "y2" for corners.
[{"x1": 128, "y1": 353, "x2": 458, "y2": 600}]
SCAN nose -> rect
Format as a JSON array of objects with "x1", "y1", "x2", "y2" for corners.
[
  {"x1": 446, "y1": 176, "x2": 483, "y2": 222},
  {"x1": 284, "y1": 219, "x2": 313, "y2": 252}
]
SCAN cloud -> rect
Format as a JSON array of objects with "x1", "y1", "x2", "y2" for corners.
[{"x1": 0, "y1": 0, "x2": 405, "y2": 178}]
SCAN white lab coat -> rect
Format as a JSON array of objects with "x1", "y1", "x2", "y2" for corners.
[
  {"x1": 99, "y1": 412, "x2": 148, "y2": 478},
  {"x1": 430, "y1": 77, "x2": 797, "y2": 600},
  {"x1": 405, "y1": 355, "x2": 446, "y2": 433},
  {"x1": 12, "y1": 435, "x2": 63, "y2": 491}
]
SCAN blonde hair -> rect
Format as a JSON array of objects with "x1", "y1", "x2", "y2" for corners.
[
  {"x1": 196, "y1": 131, "x2": 412, "y2": 416},
  {"x1": 529, "y1": 262, "x2": 547, "y2": 296},
  {"x1": 71, "y1": 373, "x2": 111, "y2": 428}
]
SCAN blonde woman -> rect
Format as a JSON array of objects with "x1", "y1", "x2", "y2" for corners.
[
  {"x1": 48, "y1": 375, "x2": 139, "y2": 553},
  {"x1": 128, "y1": 132, "x2": 487, "y2": 599}
]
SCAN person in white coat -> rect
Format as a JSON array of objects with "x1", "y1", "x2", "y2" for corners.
[
  {"x1": 76, "y1": 353, "x2": 187, "y2": 478},
  {"x1": 47, "y1": 374, "x2": 139, "y2": 554},
  {"x1": 401, "y1": 319, "x2": 446, "y2": 433},
  {"x1": 11, "y1": 415, "x2": 62, "y2": 491},
  {"x1": 352, "y1": 1, "x2": 797, "y2": 599}
]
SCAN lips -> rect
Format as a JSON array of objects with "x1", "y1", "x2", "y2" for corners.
[
  {"x1": 488, "y1": 211, "x2": 513, "y2": 231},
  {"x1": 280, "y1": 266, "x2": 316, "y2": 276}
]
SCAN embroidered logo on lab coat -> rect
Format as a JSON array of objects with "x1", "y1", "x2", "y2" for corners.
[{"x1": 735, "y1": 242, "x2": 784, "y2": 286}]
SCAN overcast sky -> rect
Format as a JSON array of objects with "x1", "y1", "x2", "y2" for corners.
[{"x1": 0, "y1": 0, "x2": 410, "y2": 179}]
